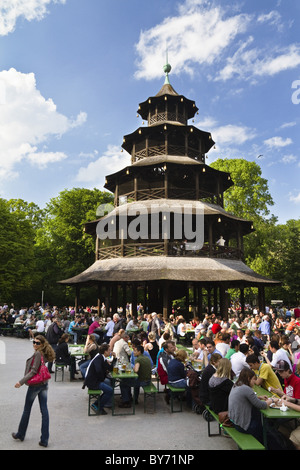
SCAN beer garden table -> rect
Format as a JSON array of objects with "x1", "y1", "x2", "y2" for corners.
[
  {"x1": 254, "y1": 385, "x2": 300, "y2": 449},
  {"x1": 111, "y1": 369, "x2": 138, "y2": 416}
]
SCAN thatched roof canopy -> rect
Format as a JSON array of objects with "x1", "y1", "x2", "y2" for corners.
[{"x1": 58, "y1": 257, "x2": 280, "y2": 287}]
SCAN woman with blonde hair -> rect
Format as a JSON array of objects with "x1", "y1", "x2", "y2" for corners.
[
  {"x1": 208, "y1": 358, "x2": 233, "y2": 413},
  {"x1": 12, "y1": 335, "x2": 55, "y2": 447}
]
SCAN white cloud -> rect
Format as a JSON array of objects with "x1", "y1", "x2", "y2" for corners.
[
  {"x1": 0, "y1": 68, "x2": 86, "y2": 179},
  {"x1": 264, "y1": 136, "x2": 293, "y2": 148},
  {"x1": 257, "y1": 10, "x2": 283, "y2": 31},
  {"x1": 216, "y1": 42, "x2": 300, "y2": 82},
  {"x1": 27, "y1": 150, "x2": 67, "y2": 168},
  {"x1": 281, "y1": 154, "x2": 297, "y2": 164},
  {"x1": 0, "y1": 0, "x2": 66, "y2": 36},
  {"x1": 134, "y1": 1, "x2": 251, "y2": 80},
  {"x1": 280, "y1": 121, "x2": 296, "y2": 129},
  {"x1": 197, "y1": 116, "x2": 256, "y2": 146},
  {"x1": 76, "y1": 145, "x2": 131, "y2": 186},
  {"x1": 289, "y1": 192, "x2": 300, "y2": 204}
]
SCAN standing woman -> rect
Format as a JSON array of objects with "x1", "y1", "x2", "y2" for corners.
[{"x1": 12, "y1": 335, "x2": 55, "y2": 447}]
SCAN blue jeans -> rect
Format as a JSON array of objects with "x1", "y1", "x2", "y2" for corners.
[
  {"x1": 16, "y1": 383, "x2": 49, "y2": 445},
  {"x1": 98, "y1": 379, "x2": 113, "y2": 410},
  {"x1": 79, "y1": 359, "x2": 91, "y2": 378},
  {"x1": 120, "y1": 378, "x2": 150, "y2": 402},
  {"x1": 169, "y1": 379, "x2": 187, "y2": 388}
]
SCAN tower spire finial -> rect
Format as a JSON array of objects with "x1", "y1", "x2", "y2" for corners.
[{"x1": 163, "y1": 48, "x2": 172, "y2": 85}]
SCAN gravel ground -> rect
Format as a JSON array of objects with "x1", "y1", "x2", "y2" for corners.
[{"x1": 0, "y1": 336, "x2": 235, "y2": 455}]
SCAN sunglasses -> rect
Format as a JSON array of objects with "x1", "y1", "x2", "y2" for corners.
[{"x1": 33, "y1": 340, "x2": 41, "y2": 345}]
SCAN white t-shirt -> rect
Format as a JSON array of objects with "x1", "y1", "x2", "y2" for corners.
[
  {"x1": 230, "y1": 351, "x2": 249, "y2": 377},
  {"x1": 216, "y1": 342, "x2": 230, "y2": 357},
  {"x1": 270, "y1": 348, "x2": 292, "y2": 370},
  {"x1": 36, "y1": 320, "x2": 45, "y2": 332}
]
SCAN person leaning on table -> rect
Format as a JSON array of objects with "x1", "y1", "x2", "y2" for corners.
[
  {"x1": 228, "y1": 367, "x2": 274, "y2": 446},
  {"x1": 246, "y1": 354, "x2": 283, "y2": 395},
  {"x1": 268, "y1": 360, "x2": 300, "y2": 399}
]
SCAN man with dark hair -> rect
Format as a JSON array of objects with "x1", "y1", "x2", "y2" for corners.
[
  {"x1": 246, "y1": 353, "x2": 282, "y2": 393},
  {"x1": 270, "y1": 360, "x2": 300, "y2": 399},
  {"x1": 83, "y1": 343, "x2": 117, "y2": 415},
  {"x1": 119, "y1": 344, "x2": 152, "y2": 408},
  {"x1": 230, "y1": 343, "x2": 250, "y2": 378},
  {"x1": 261, "y1": 340, "x2": 292, "y2": 370}
]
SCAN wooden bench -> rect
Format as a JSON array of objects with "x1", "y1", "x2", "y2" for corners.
[
  {"x1": 142, "y1": 383, "x2": 158, "y2": 413},
  {"x1": 87, "y1": 389, "x2": 103, "y2": 416},
  {"x1": 167, "y1": 384, "x2": 186, "y2": 413},
  {"x1": 204, "y1": 405, "x2": 265, "y2": 450}
]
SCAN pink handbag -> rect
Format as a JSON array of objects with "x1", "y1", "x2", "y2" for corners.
[{"x1": 27, "y1": 355, "x2": 51, "y2": 385}]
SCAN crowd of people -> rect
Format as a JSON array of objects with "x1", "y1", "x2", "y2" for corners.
[{"x1": 4, "y1": 300, "x2": 300, "y2": 449}]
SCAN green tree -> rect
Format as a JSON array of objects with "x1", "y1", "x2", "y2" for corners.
[
  {"x1": 35, "y1": 188, "x2": 114, "y2": 305},
  {"x1": 0, "y1": 198, "x2": 39, "y2": 305}
]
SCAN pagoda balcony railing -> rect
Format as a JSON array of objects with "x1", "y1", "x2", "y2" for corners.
[
  {"x1": 133, "y1": 145, "x2": 201, "y2": 162},
  {"x1": 149, "y1": 112, "x2": 186, "y2": 126},
  {"x1": 117, "y1": 187, "x2": 216, "y2": 204},
  {"x1": 97, "y1": 242, "x2": 243, "y2": 261}
]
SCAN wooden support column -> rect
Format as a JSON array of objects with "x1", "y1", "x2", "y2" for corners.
[
  {"x1": 75, "y1": 286, "x2": 80, "y2": 313},
  {"x1": 195, "y1": 172, "x2": 199, "y2": 200},
  {"x1": 95, "y1": 236, "x2": 99, "y2": 261},
  {"x1": 164, "y1": 168, "x2": 168, "y2": 198},
  {"x1": 134, "y1": 177, "x2": 138, "y2": 201},
  {"x1": 105, "y1": 284, "x2": 111, "y2": 317},
  {"x1": 114, "y1": 183, "x2": 119, "y2": 207},
  {"x1": 97, "y1": 283, "x2": 102, "y2": 316},
  {"x1": 207, "y1": 286, "x2": 212, "y2": 314},
  {"x1": 219, "y1": 286, "x2": 227, "y2": 319},
  {"x1": 213, "y1": 286, "x2": 218, "y2": 315},
  {"x1": 258, "y1": 286, "x2": 265, "y2": 314},
  {"x1": 162, "y1": 282, "x2": 170, "y2": 320},
  {"x1": 197, "y1": 284, "x2": 203, "y2": 319},
  {"x1": 122, "y1": 283, "x2": 127, "y2": 317},
  {"x1": 209, "y1": 219, "x2": 213, "y2": 256},
  {"x1": 240, "y1": 287, "x2": 245, "y2": 316},
  {"x1": 111, "y1": 284, "x2": 118, "y2": 314},
  {"x1": 132, "y1": 283, "x2": 137, "y2": 318}
]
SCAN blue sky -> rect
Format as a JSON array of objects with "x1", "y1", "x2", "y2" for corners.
[{"x1": 0, "y1": 0, "x2": 299, "y2": 224}]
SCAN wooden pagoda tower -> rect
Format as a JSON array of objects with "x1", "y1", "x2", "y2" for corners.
[{"x1": 59, "y1": 62, "x2": 280, "y2": 318}]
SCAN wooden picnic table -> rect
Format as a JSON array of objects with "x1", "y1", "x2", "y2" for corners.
[
  {"x1": 254, "y1": 385, "x2": 300, "y2": 448},
  {"x1": 111, "y1": 369, "x2": 138, "y2": 416}
]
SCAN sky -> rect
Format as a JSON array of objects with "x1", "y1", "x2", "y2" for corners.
[{"x1": 0, "y1": 0, "x2": 299, "y2": 224}]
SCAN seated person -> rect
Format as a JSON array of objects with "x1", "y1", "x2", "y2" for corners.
[
  {"x1": 199, "y1": 353, "x2": 222, "y2": 406},
  {"x1": 228, "y1": 368, "x2": 274, "y2": 447},
  {"x1": 208, "y1": 358, "x2": 233, "y2": 413},
  {"x1": 146, "y1": 332, "x2": 160, "y2": 366},
  {"x1": 83, "y1": 343, "x2": 117, "y2": 415},
  {"x1": 157, "y1": 340, "x2": 176, "y2": 387},
  {"x1": 246, "y1": 354, "x2": 283, "y2": 396},
  {"x1": 130, "y1": 338, "x2": 153, "y2": 368},
  {"x1": 270, "y1": 360, "x2": 300, "y2": 399},
  {"x1": 119, "y1": 345, "x2": 152, "y2": 408},
  {"x1": 55, "y1": 333, "x2": 77, "y2": 380},
  {"x1": 167, "y1": 349, "x2": 188, "y2": 389},
  {"x1": 79, "y1": 334, "x2": 99, "y2": 379}
]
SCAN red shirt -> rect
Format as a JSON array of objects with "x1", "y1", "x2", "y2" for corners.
[
  {"x1": 284, "y1": 373, "x2": 300, "y2": 399},
  {"x1": 211, "y1": 323, "x2": 222, "y2": 335},
  {"x1": 294, "y1": 308, "x2": 300, "y2": 319}
]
